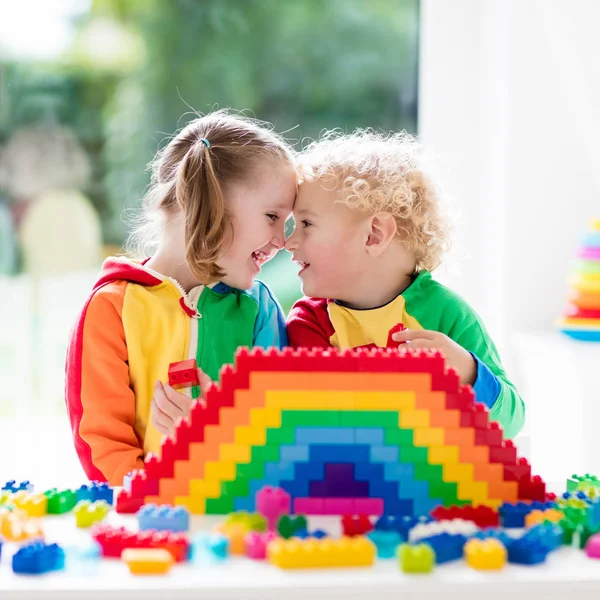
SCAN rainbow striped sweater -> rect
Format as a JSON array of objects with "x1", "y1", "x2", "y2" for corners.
[
  {"x1": 287, "y1": 270, "x2": 524, "y2": 438},
  {"x1": 65, "y1": 257, "x2": 287, "y2": 485}
]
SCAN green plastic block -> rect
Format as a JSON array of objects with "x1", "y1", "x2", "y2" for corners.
[
  {"x1": 266, "y1": 427, "x2": 296, "y2": 445},
  {"x1": 400, "y1": 446, "x2": 429, "y2": 464},
  {"x1": 236, "y1": 461, "x2": 265, "y2": 480},
  {"x1": 277, "y1": 514, "x2": 307, "y2": 539},
  {"x1": 281, "y1": 410, "x2": 339, "y2": 427},
  {"x1": 398, "y1": 543, "x2": 435, "y2": 573},
  {"x1": 221, "y1": 478, "x2": 250, "y2": 498},
  {"x1": 205, "y1": 496, "x2": 235, "y2": 514},
  {"x1": 44, "y1": 489, "x2": 77, "y2": 514},
  {"x1": 251, "y1": 444, "x2": 280, "y2": 463},
  {"x1": 340, "y1": 411, "x2": 398, "y2": 428},
  {"x1": 384, "y1": 428, "x2": 414, "y2": 447}
]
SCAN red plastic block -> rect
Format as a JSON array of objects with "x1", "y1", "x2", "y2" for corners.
[
  {"x1": 431, "y1": 504, "x2": 499, "y2": 528},
  {"x1": 489, "y1": 440, "x2": 518, "y2": 465},
  {"x1": 341, "y1": 514, "x2": 373, "y2": 537},
  {"x1": 518, "y1": 475, "x2": 546, "y2": 502},
  {"x1": 128, "y1": 469, "x2": 159, "y2": 497},
  {"x1": 92, "y1": 524, "x2": 189, "y2": 562},
  {"x1": 115, "y1": 489, "x2": 144, "y2": 514},
  {"x1": 503, "y1": 458, "x2": 532, "y2": 482},
  {"x1": 168, "y1": 359, "x2": 199, "y2": 389},
  {"x1": 386, "y1": 323, "x2": 407, "y2": 348}
]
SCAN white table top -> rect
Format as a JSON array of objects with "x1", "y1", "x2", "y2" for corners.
[{"x1": 2, "y1": 511, "x2": 600, "y2": 600}]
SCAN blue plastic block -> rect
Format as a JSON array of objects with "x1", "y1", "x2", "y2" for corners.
[
  {"x1": 376, "y1": 515, "x2": 433, "y2": 541},
  {"x1": 12, "y1": 541, "x2": 65, "y2": 574},
  {"x1": 2, "y1": 480, "x2": 33, "y2": 493},
  {"x1": 279, "y1": 445, "x2": 309, "y2": 462},
  {"x1": 367, "y1": 530, "x2": 402, "y2": 558},
  {"x1": 279, "y1": 479, "x2": 309, "y2": 497},
  {"x1": 420, "y1": 533, "x2": 467, "y2": 564},
  {"x1": 294, "y1": 462, "x2": 325, "y2": 481},
  {"x1": 370, "y1": 445, "x2": 399, "y2": 463},
  {"x1": 398, "y1": 480, "x2": 429, "y2": 499},
  {"x1": 265, "y1": 461, "x2": 295, "y2": 481},
  {"x1": 384, "y1": 462, "x2": 415, "y2": 481},
  {"x1": 293, "y1": 528, "x2": 328, "y2": 540},
  {"x1": 137, "y1": 504, "x2": 190, "y2": 532},
  {"x1": 355, "y1": 428, "x2": 385, "y2": 444},
  {"x1": 309, "y1": 444, "x2": 370, "y2": 463},
  {"x1": 296, "y1": 428, "x2": 354, "y2": 444},
  {"x1": 76, "y1": 482, "x2": 114, "y2": 505},
  {"x1": 65, "y1": 541, "x2": 102, "y2": 575},
  {"x1": 506, "y1": 537, "x2": 548, "y2": 565},
  {"x1": 524, "y1": 524, "x2": 564, "y2": 552},
  {"x1": 233, "y1": 496, "x2": 256, "y2": 512},
  {"x1": 190, "y1": 533, "x2": 229, "y2": 564},
  {"x1": 500, "y1": 501, "x2": 555, "y2": 528},
  {"x1": 474, "y1": 528, "x2": 514, "y2": 546}
]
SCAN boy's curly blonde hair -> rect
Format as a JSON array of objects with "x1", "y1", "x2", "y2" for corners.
[{"x1": 299, "y1": 129, "x2": 451, "y2": 272}]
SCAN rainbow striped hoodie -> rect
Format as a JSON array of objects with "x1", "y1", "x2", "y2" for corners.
[
  {"x1": 65, "y1": 256, "x2": 287, "y2": 485},
  {"x1": 287, "y1": 270, "x2": 524, "y2": 438}
]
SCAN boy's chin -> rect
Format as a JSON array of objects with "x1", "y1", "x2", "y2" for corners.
[{"x1": 300, "y1": 280, "x2": 330, "y2": 299}]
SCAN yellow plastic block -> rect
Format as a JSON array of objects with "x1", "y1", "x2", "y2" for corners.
[
  {"x1": 234, "y1": 425, "x2": 267, "y2": 446},
  {"x1": 204, "y1": 460, "x2": 236, "y2": 480},
  {"x1": 249, "y1": 407, "x2": 282, "y2": 428},
  {"x1": 219, "y1": 443, "x2": 251, "y2": 462},
  {"x1": 10, "y1": 492, "x2": 47, "y2": 517},
  {"x1": 464, "y1": 538, "x2": 507, "y2": 570},
  {"x1": 413, "y1": 427, "x2": 444, "y2": 446},
  {"x1": 0, "y1": 509, "x2": 44, "y2": 542},
  {"x1": 189, "y1": 479, "x2": 222, "y2": 499},
  {"x1": 428, "y1": 445, "x2": 460, "y2": 464},
  {"x1": 399, "y1": 410, "x2": 430, "y2": 428},
  {"x1": 74, "y1": 500, "x2": 110, "y2": 528},
  {"x1": 457, "y1": 481, "x2": 488, "y2": 504},
  {"x1": 122, "y1": 548, "x2": 173, "y2": 575},
  {"x1": 442, "y1": 463, "x2": 474, "y2": 482},
  {"x1": 174, "y1": 495, "x2": 205, "y2": 513},
  {"x1": 354, "y1": 391, "x2": 415, "y2": 410},
  {"x1": 267, "y1": 536, "x2": 375, "y2": 569}
]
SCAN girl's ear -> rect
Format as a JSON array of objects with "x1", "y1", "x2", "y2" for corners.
[{"x1": 365, "y1": 212, "x2": 397, "y2": 256}]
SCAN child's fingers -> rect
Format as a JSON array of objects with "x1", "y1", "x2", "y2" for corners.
[
  {"x1": 196, "y1": 368, "x2": 213, "y2": 395},
  {"x1": 392, "y1": 329, "x2": 438, "y2": 342},
  {"x1": 151, "y1": 398, "x2": 175, "y2": 435},
  {"x1": 153, "y1": 382, "x2": 187, "y2": 421}
]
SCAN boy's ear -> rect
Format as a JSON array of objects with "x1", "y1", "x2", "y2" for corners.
[{"x1": 365, "y1": 213, "x2": 397, "y2": 256}]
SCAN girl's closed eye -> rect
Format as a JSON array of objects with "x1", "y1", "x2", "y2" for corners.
[
  {"x1": 267, "y1": 213, "x2": 279, "y2": 222},
  {"x1": 301, "y1": 219, "x2": 312, "y2": 228}
]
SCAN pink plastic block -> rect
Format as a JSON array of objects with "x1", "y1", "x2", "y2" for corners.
[
  {"x1": 353, "y1": 498, "x2": 384, "y2": 515},
  {"x1": 293, "y1": 498, "x2": 325, "y2": 515},
  {"x1": 323, "y1": 498, "x2": 354, "y2": 515},
  {"x1": 256, "y1": 486, "x2": 291, "y2": 530},
  {"x1": 245, "y1": 531, "x2": 277, "y2": 560},
  {"x1": 586, "y1": 534, "x2": 600, "y2": 558}
]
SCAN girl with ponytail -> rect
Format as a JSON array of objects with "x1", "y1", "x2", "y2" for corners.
[{"x1": 66, "y1": 110, "x2": 297, "y2": 484}]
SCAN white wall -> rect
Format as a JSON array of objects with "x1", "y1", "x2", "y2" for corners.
[{"x1": 419, "y1": 0, "x2": 600, "y2": 358}]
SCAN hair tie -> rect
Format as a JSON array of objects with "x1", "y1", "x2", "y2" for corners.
[{"x1": 201, "y1": 138, "x2": 211, "y2": 149}]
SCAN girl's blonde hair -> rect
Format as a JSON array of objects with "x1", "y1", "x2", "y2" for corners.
[
  {"x1": 128, "y1": 109, "x2": 294, "y2": 282},
  {"x1": 300, "y1": 129, "x2": 451, "y2": 272}
]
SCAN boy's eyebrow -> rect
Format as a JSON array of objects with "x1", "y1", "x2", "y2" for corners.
[{"x1": 294, "y1": 208, "x2": 317, "y2": 217}]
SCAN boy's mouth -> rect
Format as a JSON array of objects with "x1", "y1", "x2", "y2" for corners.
[
  {"x1": 251, "y1": 250, "x2": 273, "y2": 269},
  {"x1": 293, "y1": 259, "x2": 310, "y2": 275}
]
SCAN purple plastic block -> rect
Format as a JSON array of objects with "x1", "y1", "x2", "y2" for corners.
[
  {"x1": 256, "y1": 486, "x2": 291, "y2": 530},
  {"x1": 586, "y1": 533, "x2": 600, "y2": 558},
  {"x1": 245, "y1": 531, "x2": 277, "y2": 560},
  {"x1": 309, "y1": 463, "x2": 370, "y2": 498}
]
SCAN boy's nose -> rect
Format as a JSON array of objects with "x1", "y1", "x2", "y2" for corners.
[{"x1": 284, "y1": 232, "x2": 297, "y2": 251}]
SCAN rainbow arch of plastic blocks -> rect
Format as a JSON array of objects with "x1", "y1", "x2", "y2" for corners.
[{"x1": 117, "y1": 347, "x2": 544, "y2": 516}]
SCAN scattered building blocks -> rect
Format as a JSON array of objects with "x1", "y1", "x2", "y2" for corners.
[
  {"x1": 45, "y1": 488, "x2": 77, "y2": 514},
  {"x1": 409, "y1": 519, "x2": 478, "y2": 542},
  {"x1": 499, "y1": 501, "x2": 555, "y2": 528},
  {"x1": 267, "y1": 536, "x2": 375, "y2": 569},
  {"x1": 277, "y1": 514, "x2": 308, "y2": 539},
  {"x1": 76, "y1": 482, "x2": 114, "y2": 505},
  {"x1": 431, "y1": 504, "x2": 499, "y2": 528},
  {"x1": 91, "y1": 524, "x2": 189, "y2": 562},
  {"x1": 464, "y1": 538, "x2": 507, "y2": 570},
  {"x1": 190, "y1": 532, "x2": 229, "y2": 564},
  {"x1": 398, "y1": 543, "x2": 435, "y2": 573},
  {"x1": 168, "y1": 359, "x2": 199, "y2": 389},
  {"x1": 506, "y1": 536, "x2": 548, "y2": 565},
  {"x1": 74, "y1": 500, "x2": 110, "y2": 528},
  {"x1": 122, "y1": 548, "x2": 173, "y2": 575},
  {"x1": 256, "y1": 486, "x2": 291, "y2": 530},
  {"x1": 367, "y1": 530, "x2": 401, "y2": 558},
  {"x1": 137, "y1": 504, "x2": 190, "y2": 533},
  {"x1": 119, "y1": 347, "x2": 545, "y2": 517},
  {"x1": 10, "y1": 491, "x2": 47, "y2": 517},
  {"x1": 12, "y1": 541, "x2": 65, "y2": 575},
  {"x1": 375, "y1": 515, "x2": 433, "y2": 541},
  {"x1": 419, "y1": 533, "x2": 467, "y2": 564},
  {"x1": 525, "y1": 508, "x2": 563, "y2": 528},
  {"x1": 0, "y1": 508, "x2": 44, "y2": 541},
  {"x1": 245, "y1": 531, "x2": 278, "y2": 560},
  {"x1": 214, "y1": 522, "x2": 247, "y2": 555},
  {"x1": 342, "y1": 514, "x2": 373, "y2": 537}
]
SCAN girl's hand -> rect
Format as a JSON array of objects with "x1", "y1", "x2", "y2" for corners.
[
  {"x1": 391, "y1": 329, "x2": 477, "y2": 385},
  {"x1": 151, "y1": 368, "x2": 212, "y2": 436}
]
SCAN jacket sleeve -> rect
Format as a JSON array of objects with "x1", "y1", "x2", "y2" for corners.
[
  {"x1": 65, "y1": 280, "x2": 144, "y2": 484},
  {"x1": 287, "y1": 297, "x2": 335, "y2": 348},
  {"x1": 445, "y1": 305, "x2": 525, "y2": 439},
  {"x1": 252, "y1": 281, "x2": 289, "y2": 348}
]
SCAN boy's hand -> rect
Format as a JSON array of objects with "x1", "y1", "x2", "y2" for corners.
[
  {"x1": 391, "y1": 329, "x2": 477, "y2": 385},
  {"x1": 151, "y1": 368, "x2": 212, "y2": 436}
]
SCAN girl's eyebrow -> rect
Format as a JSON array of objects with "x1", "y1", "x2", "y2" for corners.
[{"x1": 295, "y1": 208, "x2": 317, "y2": 217}]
